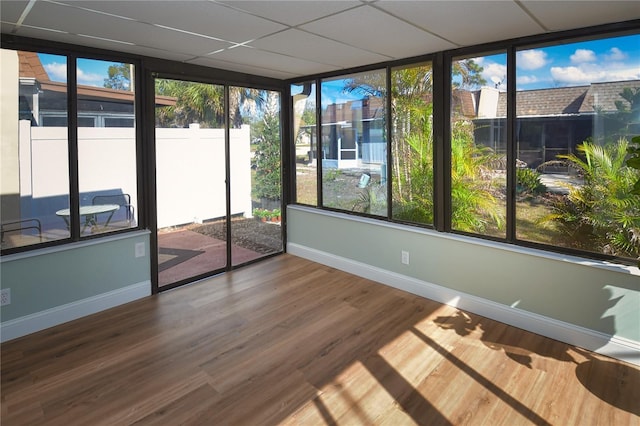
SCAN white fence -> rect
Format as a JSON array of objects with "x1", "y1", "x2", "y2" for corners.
[{"x1": 17, "y1": 121, "x2": 251, "y2": 231}]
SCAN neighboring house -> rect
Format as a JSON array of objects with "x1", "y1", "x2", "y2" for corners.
[
  {"x1": 321, "y1": 96, "x2": 386, "y2": 168},
  {"x1": 317, "y1": 80, "x2": 639, "y2": 172},
  {"x1": 469, "y1": 80, "x2": 640, "y2": 170},
  {"x1": 18, "y1": 51, "x2": 174, "y2": 127}
]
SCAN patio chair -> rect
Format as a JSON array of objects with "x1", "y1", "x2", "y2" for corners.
[
  {"x1": 1, "y1": 218, "x2": 42, "y2": 246},
  {"x1": 92, "y1": 194, "x2": 134, "y2": 227}
]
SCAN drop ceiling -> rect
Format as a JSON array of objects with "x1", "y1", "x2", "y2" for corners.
[{"x1": 1, "y1": 0, "x2": 638, "y2": 80}]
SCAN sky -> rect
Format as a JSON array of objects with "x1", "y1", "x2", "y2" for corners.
[
  {"x1": 38, "y1": 54, "x2": 129, "y2": 88},
  {"x1": 41, "y1": 33, "x2": 638, "y2": 94},
  {"x1": 475, "y1": 33, "x2": 639, "y2": 91}
]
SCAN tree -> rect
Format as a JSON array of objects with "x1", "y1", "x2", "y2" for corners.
[
  {"x1": 155, "y1": 79, "x2": 224, "y2": 128},
  {"x1": 251, "y1": 97, "x2": 281, "y2": 202},
  {"x1": 452, "y1": 58, "x2": 487, "y2": 90},
  {"x1": 103, "y1": 63, "x2": 131, "y2": 91},
  {"x1": 230, "y1": 87, "x2": 266, "y2": 128},
  {"x1": 542, "y1": 139, "x2": 640, "y2": 259}
]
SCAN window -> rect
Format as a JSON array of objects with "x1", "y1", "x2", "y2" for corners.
[
  {"x1": 515, "y1": 34, "x2": 640, "y2": 261},
  {"x1": 290, "y1": 26, "x2": 637, "y2": 266},
  {"x1": 1, "y1": 50, "x2": 140, "y2": 253},
  {"x1": 391, "y1": 62, "x2": 434, "y2": 225},
  {"x1": 1, "y1": 49, "x2": 70, "y2": 249},
  {"x1": 77, "y1": 58, "x2": 138, "y2": 235},
  {"x1": 292, "y1": 82, "x2": 317, "y2": 206},
  {"x1": 451, "y1": 53, "x2": 507, "y2": 237},
  {"x1": 321, "y1": 70, "x2": 387, "y2": 216}
]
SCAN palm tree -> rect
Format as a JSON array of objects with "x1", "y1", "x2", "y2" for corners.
[
  {"x1": 542, "y1": 139, "x2": 640, "y2": 258},
  {"x1": 155, "y1": 79, "x2": 224, "y2": 128}
]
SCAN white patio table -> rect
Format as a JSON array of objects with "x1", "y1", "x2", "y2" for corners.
[{"x1": 56, "y1": 204, "x2": 120, "y2": 233}]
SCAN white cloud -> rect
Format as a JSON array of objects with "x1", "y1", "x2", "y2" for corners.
[
  {"x1": 482, "y1": 62, "x2": 507, "y2": 88},
  {"x1": 517, "y1": 75, "x2": 539, "y2": 85},
  {"x1": 570, "y1": 49, "x2": 596, "y2": 64},
  {"x1": 77, "y1": 69, "x2": 104, "y2": 86},
  {"x1": 44, "y1": 62, "x2": 67, "y2": 81},
  {"x1": 550, "y1": 66, "x2": 602, "y2": 84},
  {"x1": 550, "y1": 63, "x2": 640, "y2": 85},
  {"x1": 605, "y1": 47, "x2": 628, "y2": 61},
  {"x1": 517, "y1": 50, "x2": 548, "y2": 70},
  {"x1": 43, "y1": 62, "x2": 104, "y2": 86}
]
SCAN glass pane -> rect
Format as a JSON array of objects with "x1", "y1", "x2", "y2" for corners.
[
  {"x1": 1, "y1": 50, "x2": 70, "y2": 250},
  {"x1": 155, "y1": 78, "x2": 226, "y2": 287},
  {"x1": 451, "y1": 53, "x2": 507, "y2": 237},
  {"x1": 230, "y1": 87, "x2": 283, "y2": 267},
  {"x1": 77, "y1": 58, "x2": 137, "y2": 236},
  {"x1": 292, "y1": 82, "x2": 317, "y2": 206},
  {"x1": 391, "y1": 62, "x2": 434, "y2": 225},
  {"x1": 515, "y1": 34, "x2": 640, "y2": 261},
  {"x1": 321, "y1": 70, "x2": 387, "y2": 216}
]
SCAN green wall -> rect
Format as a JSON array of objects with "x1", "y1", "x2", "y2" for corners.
[
  {"x1": 0, "y1": 231, "x2": 150, "y2": 323},
  {"x1": 287, "y1": 207, "x2": 640, "y2": 343}
]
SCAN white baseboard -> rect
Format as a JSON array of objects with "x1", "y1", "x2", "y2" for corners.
[
  {"x1": 287, "y1": 243, "x2": 640, "y2": 367},
  {"x1": 1, "y1": 281, "x2": 151, "y2": 343}
]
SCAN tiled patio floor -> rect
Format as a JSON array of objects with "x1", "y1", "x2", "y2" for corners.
[{"x1": 158, "y1": 229, "x2": 264, "y2": 287}]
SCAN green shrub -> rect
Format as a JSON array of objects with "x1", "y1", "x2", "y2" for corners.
[
  {"x1": 541, "y1": 139, "x2": 640, "y2": 259},
  {"x1": 516, "y1": 168, "x2": 546, "y2": 195}
]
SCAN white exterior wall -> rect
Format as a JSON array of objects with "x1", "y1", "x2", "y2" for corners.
[
  {"x1": 18, "y1": 124, "x2": 252, "y2": 230},
  {"x1": 1, "y1": 50, "x2": 20, "y2": 220}
]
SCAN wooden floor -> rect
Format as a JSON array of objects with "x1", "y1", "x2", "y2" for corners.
[{"x1": 2, "y1": 255, "x2": 638, "y2": 425}]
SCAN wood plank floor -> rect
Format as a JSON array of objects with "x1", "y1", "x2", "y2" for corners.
[{"x1": 2, "y1": 254, "x2": 638, "y2": 425}]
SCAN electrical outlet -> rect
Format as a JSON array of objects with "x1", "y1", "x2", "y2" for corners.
[
  {"x1": 401, "y1": 250, "x2": 410, "y2": 265},
  {"x1": 135, "y1": 242, "x2": 145, "y2": 258},
  {"x1": 1, "y1": 288, "x2": 11, "y2": 306}
]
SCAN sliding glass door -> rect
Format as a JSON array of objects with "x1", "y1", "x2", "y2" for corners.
[
  {"x1": 154, "y1": 80, "x2": 283, "y2": 288},
  {"x1": 155, "y1": 78, "x2": 227, "y2": 287},
  {"x1": 229, "y1": 87, "x2": 283, "y2": 267}
]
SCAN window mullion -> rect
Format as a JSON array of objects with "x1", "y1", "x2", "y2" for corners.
[
  {"x1": 316, "y1": 78, "x2": 323, "y2": 208},
  {"x1": 433, "y1": 52, "x2": 449, "y2": 232},
  {"x1": 67, "y1": 55, "x2": 80, "y2": 240},
  {"x1": 506, "y1": 46, "x2": 516, "y2": 242}
]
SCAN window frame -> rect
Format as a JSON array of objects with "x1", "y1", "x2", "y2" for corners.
[
  {"x1": 0, "y1": 43, "x2": 144, "y2": 256},
  {"x1": 288, "y1": 22, "x2": 640, "y2": 267}
]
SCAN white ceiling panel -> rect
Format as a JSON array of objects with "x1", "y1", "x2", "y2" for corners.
[
  {"x1": 209, "y1": 45, "x2": 338, "y2": 76},
  {"x1": 55, "y1": 0, "x2": 287, "y2": 43},
  {"x1": 217, "y1": 0, "x2": 361, "y2": 26},
  {"x1": 521, "y1": 1, "x2": 640, "y2": 31},
  {"x1": 251, "y1": 28, "x2": 390, "y2": 70},
  {"x1": 375, "y1": 1, "x2": 544, "y2": 46},
  {"x1": 1, "y1": 0, "x2": 636, "y2": 80},
  {"x1": 81, "y1": 39, "x2": 197, "y2": 63},
  {"x1": 300, "y1": 5, "x2": 457, "y2": 59},
  {"x1": 186, "y1": 55, "x2": 299, "y2": 79},
  {"x1": 0, "y1": 1, "x2": 30, "y2": 23},
  {"x1": 20, "y1": 1, "x2": 231, "y2": 56}
]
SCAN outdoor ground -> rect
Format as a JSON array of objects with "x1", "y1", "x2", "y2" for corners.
[{"x1": 190, "y1": 217, "x2": 282, "y2": 254}]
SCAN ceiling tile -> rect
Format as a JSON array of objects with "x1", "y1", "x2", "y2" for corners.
[
  {"x1": 300, "y1": 5, "x2": 456, "y2": 58},
  {"x1": 207, "y1": 45, "x2": 338, "y2": 76},
  {"x1": 0, "y1": 1, "x2": 30, "y2": 23},
  {"x1": 20, "y1": 2, "x2": 231, "y2": 56},
  {"x1": 216, "y1": 0, "x2": 361, "y2": 26},
  {"x1": 8, "y1": 24, "x2": 195, "y2": 62},
  {"x1": 521, "y1": 1, "x2": 640, "y2": 31},
  {"x1": 375, "y1": 1, "x2": 544, "y2": 46},
  {"x1": 251, "y1": 29, "x2": 390, "y2": 70},
  {"x1": 186, "y1": 55, "x2": 299, "y2": 79},
  {"x1": 55, "y1": 0, "x2": 287, "y2": 43},
  {"x1": 2, "y1": 0, "x2": 637, "y2": 81}
]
